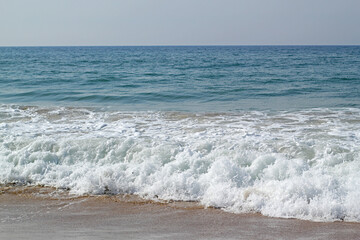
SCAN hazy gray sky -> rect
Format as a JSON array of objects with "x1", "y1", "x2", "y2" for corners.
[{"x1": 1, "y1": 0, "x2": 359, "y2": 46}]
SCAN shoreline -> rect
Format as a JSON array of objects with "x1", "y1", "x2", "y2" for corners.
[{"x1": 1, "y1": 186, "x2": 359, "y2": 240}]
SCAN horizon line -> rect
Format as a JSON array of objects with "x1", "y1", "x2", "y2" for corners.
[{"x1": 1, "y1": 44, "x2": 360, "y2": 48}]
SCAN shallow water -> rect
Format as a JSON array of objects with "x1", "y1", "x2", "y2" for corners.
[
  {"x1": 1, "y1": 105, "x2": 360, "y2": 221},
  {"x1": 2, "y1": 188, "x2": 359, "y2": 240}
]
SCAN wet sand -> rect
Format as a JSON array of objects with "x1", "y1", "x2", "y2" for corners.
[{"x1": 0, "y1": 186, "x2": 359, "y2": 240}]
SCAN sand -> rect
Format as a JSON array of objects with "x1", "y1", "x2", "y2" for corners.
[{"x1": 0, "y1": 186, "x2": 359, "y2": 240}]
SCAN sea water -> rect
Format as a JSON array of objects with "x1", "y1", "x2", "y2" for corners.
[{"x1": 1, "y1": 46, "x2": 360, "y2": 222}]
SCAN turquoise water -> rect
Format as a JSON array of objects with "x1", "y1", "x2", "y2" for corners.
[
  {"x1": 1, "y1": 46, "x2": 359, "y2": 111},
  {"x1": 1, "y1": 46, "x2": 360, "y2": 222}
]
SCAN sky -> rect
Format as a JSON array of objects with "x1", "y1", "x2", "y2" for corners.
[{"x1": 0, "y1": 0, "x2": 359, "y2": 46}]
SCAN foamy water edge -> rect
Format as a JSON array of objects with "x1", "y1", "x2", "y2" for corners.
[{"x1": 1, "y1": 105, "x2": 360, "y2": 222}]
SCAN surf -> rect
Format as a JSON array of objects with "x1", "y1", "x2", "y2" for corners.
[{"x1": 1, "y1": 105, "x2": 359, "y2": 222}]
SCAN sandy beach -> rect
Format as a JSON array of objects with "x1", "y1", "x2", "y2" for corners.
[{"x1": 0, "y1": 186, "x2": 359, "y2": 240}]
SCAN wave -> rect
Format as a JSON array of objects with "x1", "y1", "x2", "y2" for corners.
[{"x1": 1, "y1": 105, "x2": 360, "y2": 222}]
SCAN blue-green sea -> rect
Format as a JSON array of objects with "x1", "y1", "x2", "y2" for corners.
[
  {"x1": 1, "y1": 46, "x2": 359, "y2": 111},
  {"x1": 1, "y1": 46, "x2": 360, "y2": 222}
]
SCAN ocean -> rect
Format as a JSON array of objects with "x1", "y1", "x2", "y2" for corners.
[{"x1": 1, "y1": 46, "x2": 360, "y2": 222}]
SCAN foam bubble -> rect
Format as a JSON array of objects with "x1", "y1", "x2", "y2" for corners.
[{"x1": 1, "y1": 104, "x2": 360, "y2": 222}]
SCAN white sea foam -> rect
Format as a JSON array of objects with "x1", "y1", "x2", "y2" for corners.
[{"x1": 1, "y1": 104, "x2": 360, "y2": 222}]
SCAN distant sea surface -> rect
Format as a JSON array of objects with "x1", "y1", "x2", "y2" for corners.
[
  {"x1": 1, "y1": 46, "x2": 360, "y2": 222},
  {"x1": 1, "y1": 46, "x2": 360, "y2": 111}
]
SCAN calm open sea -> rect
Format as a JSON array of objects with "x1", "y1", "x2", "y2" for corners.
[{"x1": 1, "y1": 46, "x2": 360, "y2": 222}]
